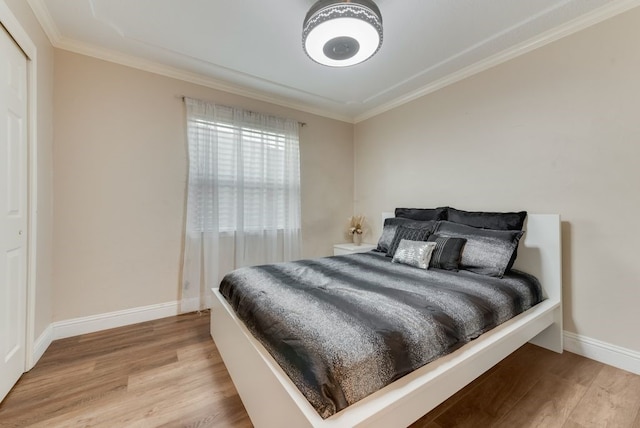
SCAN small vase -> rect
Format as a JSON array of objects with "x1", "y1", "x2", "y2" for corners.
[{"x1": 353, "y1": 233, "x2": 362, "y2": 246}]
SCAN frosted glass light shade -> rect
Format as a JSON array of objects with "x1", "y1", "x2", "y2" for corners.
[{"x1": 303, "y1": 0, "x2": 383, "y2": 67}]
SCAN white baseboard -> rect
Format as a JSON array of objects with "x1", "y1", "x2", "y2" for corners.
[
  {"x1": 52, "y1": 301, "x2": 180, "y2": 340},
  {"x1": 33, "y1": 305, "x2": 640, "y2": 378},
  {"x1": 563, "y1": 331, "x2": 640, "y2": 375},
  {"x1": 31, "y1": 324, "x2": 53, "y2": 369}
]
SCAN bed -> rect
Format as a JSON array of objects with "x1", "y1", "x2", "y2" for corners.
[{"x1": 210, "y1": 213, "x2": 562, "y2": 427}]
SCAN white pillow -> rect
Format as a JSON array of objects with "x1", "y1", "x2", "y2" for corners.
[{"x1": 391, "y1": 240, "x2": 437, "y2": 269}]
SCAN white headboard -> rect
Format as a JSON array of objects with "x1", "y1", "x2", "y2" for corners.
[
  {"x1": 514, "y1": 214, "x2": 562, "y2": 302},
  {"x1": 380, "y1": 212, "x2": 561, "y2": 302}
]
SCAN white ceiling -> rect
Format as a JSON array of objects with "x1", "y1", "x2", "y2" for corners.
[{"x1": 28, "y1": 0, "x2": 640, "y2": 122}]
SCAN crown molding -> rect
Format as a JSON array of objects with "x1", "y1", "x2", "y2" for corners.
[
  {"x1": 58, "y1": 37, "x2": 353, "y2": 123},
  {"x1": 26, "y1": 0, "x2": 353, "y2": 124},
  {"x1": 26, "y1": 0, "x2": 60, "y2": 43},
  {"x1": 28, "y1": 0, "x2": 640, "y2": 125},
  {"x1": 354, "y1": 0, "x2": 640, "y2": 123}
]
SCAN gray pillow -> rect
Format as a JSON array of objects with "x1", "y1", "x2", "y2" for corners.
[
  {"x1": 375, "y1": 218, "x2": 436, "y2": 254},
  {"x1": 387, "y1": 225, "x2": 432, "y2": 258},
  {"x1": 447, "y1": 207, "x2": 527, "y2": 231},
  {"x1": 427, "y1": 235, "x2": 467, "y2": 271},
  {"x1": 434, "y1": 221, "x2": 523, "y2": 277},
  {"x1": 395, "y1": 207, "x2": 448, "y2": 221}
]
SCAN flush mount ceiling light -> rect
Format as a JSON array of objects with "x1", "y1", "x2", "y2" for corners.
[{"x1": 303, "y1": 0, "x2": 383, "y2": 67}]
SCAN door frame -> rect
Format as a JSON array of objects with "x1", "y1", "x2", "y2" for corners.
[{"x1": 0, "y1": 0, "x2": 40, "y2": 371}]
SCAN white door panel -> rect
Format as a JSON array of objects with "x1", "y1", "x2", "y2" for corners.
[{"x1": 0, "y1": 24, "x2": 28, "y2": 403}]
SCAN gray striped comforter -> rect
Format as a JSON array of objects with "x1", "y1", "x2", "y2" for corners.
[{"x1": 219, "y1": 251, "x2": 542, "y2": 418}]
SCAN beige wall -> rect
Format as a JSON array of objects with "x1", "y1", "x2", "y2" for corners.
[
  {"x1": 15, "y1": 0, "x2": 638, "y2": 354},
  {"x1": 3, "y1": 0, "x2": 54, "y2": 339},
  {"x1": 355, "y1": 8, "x2": 640, "y2": 352},
  {"x1": 53, "y1": 50, "x2": 353, "y2": 321}
]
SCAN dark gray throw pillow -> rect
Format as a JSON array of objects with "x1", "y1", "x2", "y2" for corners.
[
  {"x1": 375, "y1": 218, "x2": 436, "y2": 253},
  {"x1": 427, "y1": 235, "x2": 467, "y2": 271},
  {"x1": 434, "y1": 221, "x2": 524, "y2": 277},
  {"x1": 386, "y1": 225, "x2": 432, "y2": 258},
  {"x1": 448, "y1": 207, "x2": 527, "y2": 231},
  {"x1": 395, "y1": 207, "x2": 448, "y2": 222}
]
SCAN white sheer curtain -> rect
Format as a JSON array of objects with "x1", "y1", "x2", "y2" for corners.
[{"x1": 181, "y1": 97, "x2": 302, "y2": 313}]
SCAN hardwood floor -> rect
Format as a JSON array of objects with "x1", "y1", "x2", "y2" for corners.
[
  {"x1": 0, "y1": 312, "x2": 251, "y2": 428},
  {"x1": 1, "y1": 313, "x2": 639, "y2": 427}
]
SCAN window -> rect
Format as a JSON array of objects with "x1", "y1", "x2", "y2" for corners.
[
  {"x1": 188, "y1": 117, "x2": 300, "y2": 232},
  {"x1": 181, "y1": 98, "x2": 303, "y2": 311},
  {"x1": 184, "y1": 98, "x2": 301, "y2": 237}
]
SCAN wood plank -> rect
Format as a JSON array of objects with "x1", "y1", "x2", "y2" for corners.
[
  {"x1": 566, "y1": 364, "x2": 640, "y2": 428},
  {"x1": 410, "y1": 360, "x2": 503, "y2": 426},
  {"x1": 1, "y1": 312, "x2": 639, "y2": 427},
  {"x1": 493, "y1": 373, "x2": 587, "y2": 428},
  {"x1": 427, "y1": 343, "x2": 561, "y2": 427},
  {"x1": 548, "y1": 351, "x2": 604, "y2": 387}
]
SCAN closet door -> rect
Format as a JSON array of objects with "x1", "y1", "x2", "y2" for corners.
[{"x1": 0, "y1": 24, "x2": 28, "y2": 403}]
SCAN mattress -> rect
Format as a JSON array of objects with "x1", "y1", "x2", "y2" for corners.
[{"x1": 219, "y1": 251, "x2": 543, "y2": 418}]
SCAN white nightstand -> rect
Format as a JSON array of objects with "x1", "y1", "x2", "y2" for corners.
[{"x1": 333, "y1": 242, "x2": 377, "y2": 256}]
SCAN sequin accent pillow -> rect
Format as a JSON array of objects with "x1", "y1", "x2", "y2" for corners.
[{"x1": 392, "y1": 240, "x2": 437, "y2": 269}]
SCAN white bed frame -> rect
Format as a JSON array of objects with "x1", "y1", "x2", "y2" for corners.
[{"x1": 210, "y1": 214, "x2": 562, "y2": 427}]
